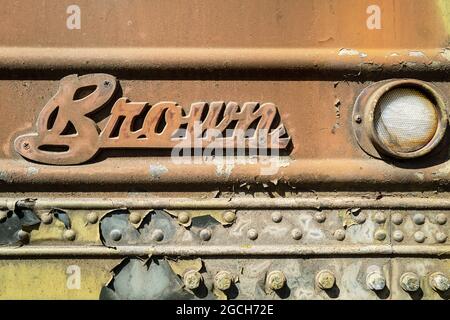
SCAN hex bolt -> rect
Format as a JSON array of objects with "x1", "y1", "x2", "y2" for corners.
[
  {"x1": 129, "y1": 212, "x2": 141, "y2": 224},
  {"x1": 0, "y1": 211, "x2": 7, "y2": 222},
  {"x1": 271, "y1": 211, "x2": 282, "y2": 223},
  {"x1": 413, "y1": 213, "x2": 426, "y2": 225},
  {"x1": 316, "y1": 270, "x2": 336, "y2": 290},
  {"x1": 435, "y1": 232, "x2": 447, "y2": 243},
  {"x1": 17, "y1": 230, "x2": 30, "y2": 243},
  {"x1": 393, "y1": 230, "x2": 404, "y2": 242},
  {"x1": 214, "y1": 271, "x2": 233, "y2": 291},
  {"x1": 152, "y1": 229, "x2": 164, "y2": 242},
  {"x1": 222, "y1": 211, "x2": 236, "y2": 223},
  {"x1": 291, "y1": 228, "x2": 302, "y2": 240},
  {"x1": 86, "y1": 212, "x2": 98, "y2": 224},
  {"x1": 334, "y1": 229, "x2": 346, "y2": 241},
  {"x1": 40, "y1": 212, "x2": 53, "y2": 224},
  {"x1": 63, "y1": 229, "x2": 76, "y2": 241},
  {"x1": 177, "y1": 212, "x2": 190, "y2": 224},
  {"x1": 366, "y1": 271, "x2": 386, "y2": 291},
  {"x1": 314, "y1": 211, "x2": 326, "y2": 223},
  {"x1": 247, "y1": 228, "x2": 258, "y2": 240},
  {"x1": 391, "y1": 213, "x2": 403, "y2": 225},
  {"x1": 374, "y1": 229, "x2": 387, "y2": 241},
  {"x1": 199, "y1": 228, "x2": 212, "y2": 241},
  {"x1": 414, "y1": 231, "x2": 426, "y2": 243},
  {"x1": 266, "y1": 270, "x2": 286, "y2": 291},
  {"x1": 429, "y1": 272, "x2": 450, "y2": 292},
  {"x1": 110, "y1": 229, "x2": 122, "y2": 241},
  {"x1": 374, "y1": 212, "x2": 386, "y2": 224},
  {"x1": 435, "y1": 213, "x2": 447, "y2": 225},
  {"x1": 400, "y1": 272, "x2": 420, "y2": 292},
  {"x1": 183, "y1": 270, "x2": 202, "y2": 290},
  {"x1": 354, "y1": 212, "x2": 366, "y2": 224}
]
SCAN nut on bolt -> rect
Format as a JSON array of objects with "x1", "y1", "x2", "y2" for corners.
[
  {"x1": 316, "y1": 270, "x2": 336, "y2": 290},
  {"x1": 183, "y1": 270, "x2": 202, "y2": 290},
  {"x1": 266, "y1": 270, "x2": 286, "y2": 291},
  {"x1": 400, "y1": 272, "x2": 420, "y2": 292},
  {"x1": 429, "y1": 272, "x2": 450, "y2": 292},
  {"x1": 214, "y1": 271, "x2": 233, "y2": 291},
  {"x1": 366, "y1": 270, "x2": 386, "y2": 291}
]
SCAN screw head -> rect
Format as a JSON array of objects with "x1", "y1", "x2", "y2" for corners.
[
  {"x1": 314, "y1": 211, "x2": 326, "y2": 223},
  {"x1": 177, "y1": 212, "x2": 190, "y2": 224},
  {"x1": 435, "y1": 232, "x2": 447, "y2": 243},
  {"x1": 0, "y1": 211, "x2": 7, "y2": 222},
  {"x1": 391, "y1": 213, "x2": 403, "y2": 225},
  {"x1": 374, "y1": 212, "x2": 386, "y2": 224},
  {"x1": 247, "y1": 228, "x2": 258, "y2": 240},
  {"x1": 316, "y1": 270, "x2": 336, "y2": 290},
  {"x1": 436, "y1": 213, "x2": 447, "y2": 225},
  {"x1": 110, "y1": 229, "x2": 122, "y2": 241},
  {"x1": 17, "y1": 230, "x2": 30, "y2": 243},
  {"x1": 334, "y1": 229, "x2": 346, "y2": 241},
  {"x1": 266, "y1": 270, "x2": 286, "y2": 290},
  {"x1": 393, "y1": 230, "x2": 404, "y2": 242},
  {"x1": 400, "y1": 272, "x2": 420, "y2": 292},
  {"x1": 86, "y1": 212, "x2": 98, "y2": 224},
  {"x1": 366, "y1": 271, "x2": 386, "y2": 291},
  {"x1": 152, "y1": 229, "x2": 164, "y2": 241},
  {"x1": 271, "y1": 211, "x2": 282, "y2": 223},
  {"x1": 40, "y1": 212, "x2": 53, "y2": 224},
  {"x1": 63, "y1": 229, "x2": 76, "y2": 241},
  {"x1": 214, "y1": 271, "x2": 233, "y2": 291},
  {"x1": 429, "y1": 272, "x2": 450, "y2": 292},
  {"x1": 374, "y1": 229, "x2": 387, "y2": 241},
  {"x1": 222, "y1": 211, "x2": 236, "y2": 223},
  {"x1": 414, "y1": 231, "x2": 426, "y2": 243},
  {"x1": 183, "y1": 270, "x2": 202, "y2": 290},
  {"x1": 199, "y1": 228, "x2": 212, "y2": 241},
  {"x1": 129, "y1": 212, "x2": 141, "y2": 224},
  {"x1": 291, "y1": 228, "x2": 302, "y2": 240},
  {"x1": 413, "y1": 213, "x2": 426, "y2": 225}
]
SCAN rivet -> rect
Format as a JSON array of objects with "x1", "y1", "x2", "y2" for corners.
[
  {"x1": 247, "y1": 228, "x2": 258, "y2": 240},
  {"x1": 314, "y1": 211, "x2": 326, "y2": 223},
  {"x1": 86, "y1": 212, "x2": 98, "y2": 224},
  {"x1": 291, "y1": 228, "x2": 302, "y2": 240},
  {"x1": 414, "y1": 231, "x2": 426, "y2": 243},
  {"x1": 374, "y1": 212, "x2": 386, "y2": 224},
  {"x1": 354, "y1": 212, "x2": 366, "y2": 224},
  {"x1": 129, "y1": 212, "x2": 141, "y2": 224},
  {"x1": 40, "y1": 212, "x2": 53, "y2": 224},
  {"x1": 429, "y1": 272, "x2": 450, "y2": 292},
  {"x1": 435, "y1": 232, "x2": 447, "y2": 243},
  {"x1": 413, "y1": 213, "x2": 425, "y2": 225},
  {"x1": 436, "y1": 213, "x2": 447, "y2": 225},
  {"x1": 110, "y1": 229, "x2": 122, "y2": 241},
  {"x1": 393, "y1": 230, "x2": 404, "y2": 242},
  {"x1": 400, "y1": 272, "x2": 420, "y2": 292},
  {"x1": 374, "y1": 229, "x2": 387, "y2": 241},
  {"x1": 152, "y1": 229, "x2": 164, "y2": 241},
  {"x1": 366, "y1": 271, "x2": 386, "y2": 291},
  {"x1": 0, "y1": 211, "x2": 7, "y2": 222},
  {"x1": 63, "y1": 229, "x2": 76, "y2": 241},
  {"x1": 183, "y1": 270, "x2": 202, "y2": 290},
  {"x1": 214, "y1": 271, "x2": 233, "y2": 291},
  {"x1": 17, "y1": 230, "x2": 30, "y2": 243},
  {"x1": 177, "y1": 212, "x2": 190, "y2": 224},
  {"x1": 354, "y1": 114, "x2": 362, "y2": 123},
  {"x1": 222, "y1": 211, "x2": 236, "y2": 223},
  {"x1": 334, "y1": 229, "x2": 346, "y2": 241},
  {"x1": 271, "y1": 211, "x2": 282, "y2": 223},
  {"x1": 391, "y1": 213, "x2": 403, "y2": 225},
  {"x1": 316, "y1": 270, "x2": 336, "y2": 290},
  {"x1": 199, "y1": 228, "x2": 212, "y2": 241},
  {"x1": 266, "y1": 270, "x2": 286, "y2": 290}
]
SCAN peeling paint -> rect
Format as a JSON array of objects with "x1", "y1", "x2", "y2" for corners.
[
  {"x1": 148, "y1": 163, "x2": 168, "y2": 180},
  {"x1": 338, "y1": 48, "x2": 367, "y2": 58},
  {"x1": 26, "y1": 166, "x2": 39, "y2": 176},
  {"x1": 408, "y1": 51, "x2": 426, "y2": 57}
]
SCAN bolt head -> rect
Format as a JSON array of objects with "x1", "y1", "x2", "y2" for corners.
[
  {"x1": 414, "y1": 231, "x2": 426, "y2": 243},
  {"x1": 354, "y1": 114, "x2": 362, "y2": 123},
  {"x1": 393, "y1": 230, "x2": 404, "y2": 242},
  {"x1": 435, "y1": 232, "x2": 447, "y2": 243},
  {"x1": 129, "y1": 212, "x2": 141, "y2": 224},
  {"x1": 366, "y1": 272, "x2": 386, "y2": 291},
  {"x1": 435, "y1": 213, "x2": 447, "y2": 225},
  {"x1": 199, "y1": 228, "x2": 212, "y2": 241},
  {"x1": 271, "y1": 211, "x2": 282, "y2": 223},
  {"x1": 354, "y1": 212, "x2": 366, "y2": 224},
  {"x1": 374, "y1": 229, "x2": 387, "y2": 241},
  {"x1": 177, "y1": 212, "x2": 190, "y2": 224},
  {"x1": 214, "y1": 271, "x2": 233, "y2": 291},
  {"x1": 413, "y1": 213, "x2": 426, "y2": 225},
  {"x1": 429, "y1": 272, "x2": 450, "y2": 292},
  {"x1": 86, "y1": 212, "x2": 98, "y2": 224},
  {"x1": 110, "y1": 229, "x2": 122, "y2": 241},
  {"x1": 40, "y1": 212, "x2": 53, "y2": 224},
  {"x1": 247, "y1": 228, "x2": 258, "y2": 240},
  {"x1": 316, "y1": 270, "x2": 336, "y2": 290},
  {"x1": 0, "y1": 211, "x2": 7, "y2": 222},
  {"x1": 314, "y1": 211, "x2": 326, "y2": 223},
  {"x1": 63, "y1": 229, "x2": 76, "y2": 241},
  {"x1": 291, "y1": 228, "x2": 302, "y2": 240},
  {"x1": 17, "y1": 230, "x2": 30, "y2": 243},
  {"x1": 266, "y1": 271, "x2": 286, "y2": 290},
  {"x1": 222, "y1": 211, "x2": 236, "y2": 223},
  {"x1": 152, "y1": 229, "x2": 164, "y2": 241},
  {"x1": 334, "y1": 229, "x2": 346, "y2": 241},
  {"x1": 374, "y1": 212, "x2": 386, "y2": 224},
  {"x1": 184, "y1": 270, "x2": 202, "y2": 290},
  {"x1": 391, "y1": 213, "x2": 403, "y2": 225},
  {"x1": 400, "y1": 272, "x2": 420, "y2": 292}
]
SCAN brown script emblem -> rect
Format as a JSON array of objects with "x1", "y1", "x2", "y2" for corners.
[{"x1": 15, "y1": 74, "x2": 291, "y2": 165}]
